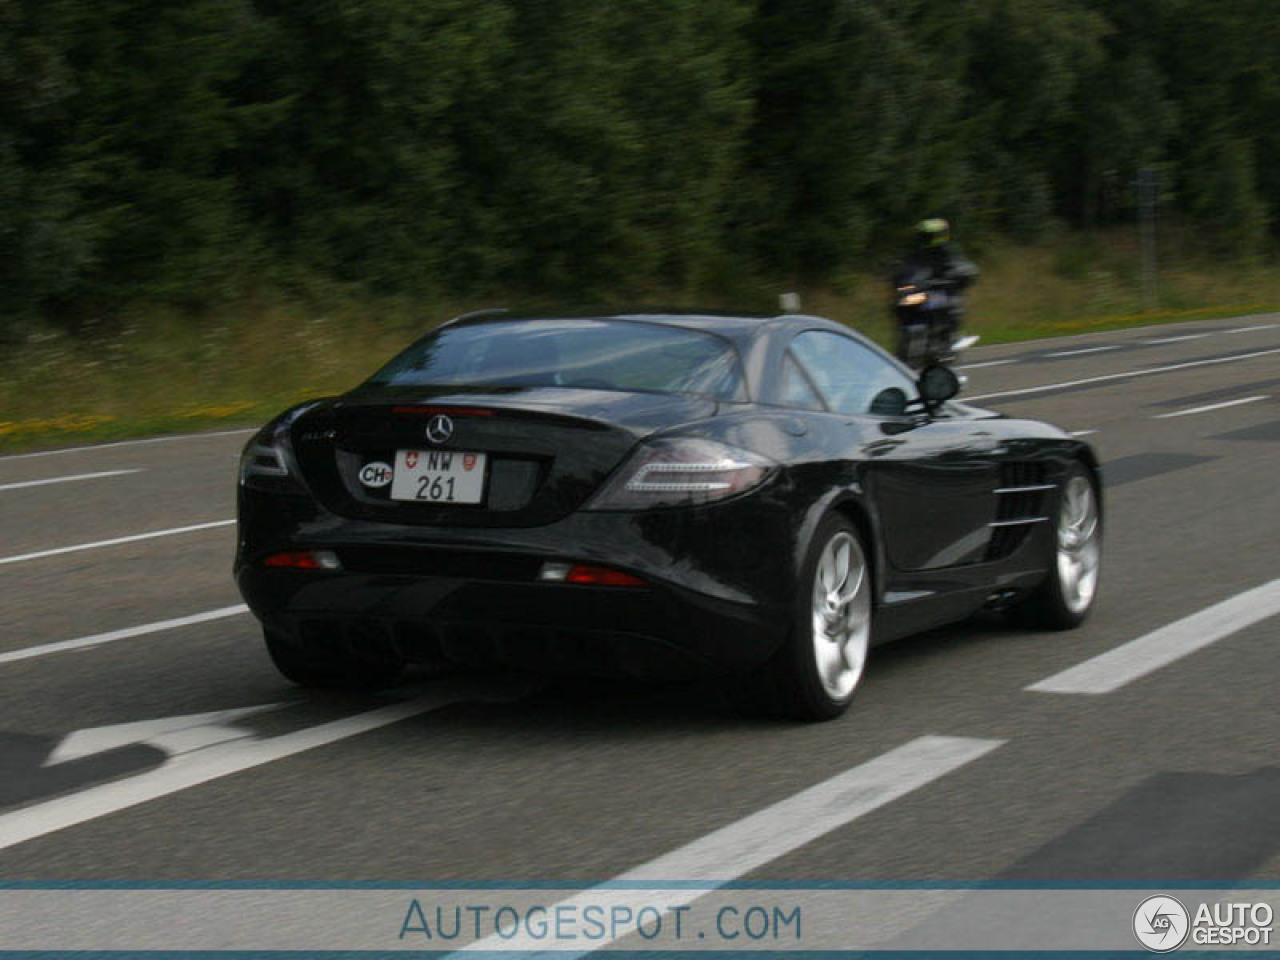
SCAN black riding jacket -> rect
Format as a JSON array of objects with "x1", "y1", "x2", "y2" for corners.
[{"x1": 892, "y1": 242, "x2": 979, "y2": 290}]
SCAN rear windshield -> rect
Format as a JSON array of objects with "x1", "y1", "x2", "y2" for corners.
[{"x1": 367, "y1": 318, "x2": 745, "y2": 400}]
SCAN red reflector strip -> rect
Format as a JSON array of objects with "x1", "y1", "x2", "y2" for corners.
[
  {"x1": 564, "y1": 564, "x2": 648, "y2": 588},
  {"x1": 392, "y1": 406, "x2": 495, "y2": 417},
  {"x1": 261, "y1": 550, "x2": 338, "y2": 570}
]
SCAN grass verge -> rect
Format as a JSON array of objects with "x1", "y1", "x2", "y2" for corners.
[{"x1": 2, "y1": 232, "x2": 1277, "y2": 454}]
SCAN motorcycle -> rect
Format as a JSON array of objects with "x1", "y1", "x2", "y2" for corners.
[{"x1": 892, "y1": 273, "x2": 977, "y2": 369}]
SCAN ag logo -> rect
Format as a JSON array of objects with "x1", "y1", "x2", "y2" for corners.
[
  {"x1": 1134, "y1": 895, "x2": 1190, "y2": 952},
  {"x1": 358, "y1": 461, "x2": 393, "y2": 488},
  {"x1": 425, "y1": 414, "x2": 453, "y2": 445}
]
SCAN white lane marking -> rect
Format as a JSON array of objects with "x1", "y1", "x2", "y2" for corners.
[
  {"x1": 0, "y1": 677, "x2": 536, "y2": 852},
  {"x1": 0, "y1": 605, "x2": 249, "y2": 666},
  {"x1": 0, "y1": 519, "x2": 235, "y2": 567},
  {"x1": 1153, "y1": 395, "x2": 1268, "y2": 419},
  {"x1": 0, "y1": 428, "x2": 256, "y2": 463},
  {"x1": 1069, "y1": 429, "x2": 1098, "y2": 437},
  {"x1": 1028, "y1": 578, "x2": 1280, "y2": 695},
  {"x1": 1044, "y1": 345, "x2": 1119, "y2": 358},
  {"x1": 1144, "y1": 333, "x2": 1209, "y2": 344},
  {"x1": 451, "y1": 735, "x2": 1004, "y2": 956},
  {"x1": 0, "y1": 469, "x2": 143, "y2": 493},
  {"x1": 957, "y1": 358, "x2": 1019, "y2": 370},
  {"x1": 967, "y1": 346, "x2": 1280, "y2": 403},
  {"x1": 45, "y1": 703, "x2": 287, "y2": 766},
  {"x1": 1223, "y1": 322, "x2": 1280, "y2": 335},
  {"x1": 957, "y1": 313, "x2": 1279, "y2": 351}
]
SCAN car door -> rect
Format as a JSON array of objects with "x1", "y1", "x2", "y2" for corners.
[{"x1": 788, "y1": 331, "x2": 1001, "y2": 575}]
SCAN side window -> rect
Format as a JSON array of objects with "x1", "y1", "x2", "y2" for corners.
[
  {"x1": 780, "y1": 352, "x2": 826, "y2": 411},
  {"x1": 790, "y1": 331, "x2": 916, "y2": 417}
]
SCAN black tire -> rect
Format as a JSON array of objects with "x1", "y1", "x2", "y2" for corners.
[
  {"x1": 733, "y1": 515, "x2": 873, "y2": 722},
  {"x1": 265, "y1": 629, "x2": 405, "y2": 689},
  {"x1": 1016, "y1": 462, "x2": 1102, "y2": 630}
]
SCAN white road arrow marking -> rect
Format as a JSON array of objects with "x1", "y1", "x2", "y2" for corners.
[
  {"x1": 0, "y1": 676, "x2": 538, "y2": 852},
  {"x1": 43, "y1": 703, "x2": 289, "y2": 767}
]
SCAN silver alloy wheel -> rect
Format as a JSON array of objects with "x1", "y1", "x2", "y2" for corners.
[
  {"x1": 810, "y1": 531, "x2": 872, "y2": 701},
  {"x1": 1056, "y1": 475, "x2": 1101, "y2": 614}
]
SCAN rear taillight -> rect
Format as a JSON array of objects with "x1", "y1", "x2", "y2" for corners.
[
  {"x1": 261, "y1": 550, "x2": 342, "y2": 571},
  {"x1": 586, "y1": 437, "x2": 775, "y2": 510},
  {"x1": 239, "y1": 402, "x2": 322, "y2": 492},
  {"x1": 240, "y1": 443, "x2": 288, "y2": 483}
]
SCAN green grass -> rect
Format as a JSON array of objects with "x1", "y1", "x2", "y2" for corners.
[
  {"x1": 803, "y1": 230, "x2": 1279, "y2": 345},
  {"x1": 2, "y1": 231, "x2": 1277, "y2": 453}
]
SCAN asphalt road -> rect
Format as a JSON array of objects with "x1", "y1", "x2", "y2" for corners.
[{"x1": 1, "y1": 313, "x2": 1278, "y2": 892}]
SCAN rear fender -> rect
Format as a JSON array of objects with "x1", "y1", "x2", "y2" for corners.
[{"x1": 795, "y1": 475, "x2": 885, "y2": 607}]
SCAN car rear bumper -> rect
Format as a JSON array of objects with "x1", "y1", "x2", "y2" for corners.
[
  {"x1": 234, "y1": 488, "x2": 799, "y2": 679},
  {"x1": 237, "y1": 564, "x2": 786, "y2": 679}
]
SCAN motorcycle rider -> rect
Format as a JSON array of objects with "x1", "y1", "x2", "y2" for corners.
[{"x1": 892, "y1": 218, "x2": 978, "y2": 365}]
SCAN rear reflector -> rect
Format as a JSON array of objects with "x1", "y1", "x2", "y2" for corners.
[
  {"x1": 261, "y1": 550, "x2": 342, "y2": 571},
  {"x1": 562, "y1": 564, "x2": 647, "y2": 588},
  {"x1": 539, "y1": 561, "x2": 646, "y2": 587}
]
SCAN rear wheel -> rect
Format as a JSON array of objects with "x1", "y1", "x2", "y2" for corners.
[
  {"x1": 1018, "y1": 463, "x2": 1102, "y2": 629},
  {"x1": 735, "y1": 516, "x2": 873, "y2": 721},
  {"x1": 264, "y1": 629, "x2": 405, "y2": 689}
]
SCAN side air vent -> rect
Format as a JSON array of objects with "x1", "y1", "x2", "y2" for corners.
[{"x1": 985, "y1": 462, "x2": 1054, "y2": 562}]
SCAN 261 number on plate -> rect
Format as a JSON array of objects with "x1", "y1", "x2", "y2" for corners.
[{"x1": 390, "y1": 449, "x2": 486, "y2": 504}]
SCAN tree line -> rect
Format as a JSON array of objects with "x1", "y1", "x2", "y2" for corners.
[{"x1": 2, "y1": 0, "x2": 1276, "y2": 332}]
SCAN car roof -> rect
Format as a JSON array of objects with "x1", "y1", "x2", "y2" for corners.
[{"x1": 440, "y1": 307, "x2": 854, "y2": 347}]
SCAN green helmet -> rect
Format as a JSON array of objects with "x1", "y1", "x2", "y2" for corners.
[{"x1": 916, "y1": 218, "x2": 950, "y2": 246}]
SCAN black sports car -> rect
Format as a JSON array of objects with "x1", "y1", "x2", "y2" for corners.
[{"x1": 235, "y1": 309, "x2": 1102, "y2": 720}]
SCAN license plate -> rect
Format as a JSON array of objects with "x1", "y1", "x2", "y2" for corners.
[{"x1": 390, "y1": 449, "x2": 487, "y2": 504}]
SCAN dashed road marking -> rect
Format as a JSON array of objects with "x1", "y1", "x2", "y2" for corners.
[
  {"x1": 0, "y1": 428, "x2": 256, "y2": 463},
  {"x1": 0, "y1": 606, "x2": 249, "y2": 666},
  {"x1": 1045, "y1": 345, "x2": 1119, "y2": 358},
  {"x1": 1153, "y1": 396, "x2": 1268, "y2": 419},
  {"x1": 1028, "y1": 579, "x2": 1280, "y2": 695},
  {"x1": 957, "y1": 358, "x2": 1020, "y2": 370},
  {"x1": 0, "y1": 520, "x2": 235, "y2": 567},
  {"x1": 967, "y1": 346, "x2": 1280, "y2": 403},
  {"x1": 450, "y1": 735, "x2": 1005, "y2": 956},
  {"x1": 1144, "y1": 333, "x2": 1209, "y2": 345},
  {"x1": 1222, "y1": 322, "x2": 1279, "y2": 335},
  {"x1": 0, "y1": 469, "x2": 143, "y2": 493}
]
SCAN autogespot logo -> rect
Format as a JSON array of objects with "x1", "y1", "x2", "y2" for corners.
[
  {"x1": 425, "y1": 414, "x2": 454, "y2": 445},
  {"x1": 1134, "y1": 895, "x2": 1190, "y2": 953}
]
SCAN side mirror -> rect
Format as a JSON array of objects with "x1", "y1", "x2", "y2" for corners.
[
  {"x1": 869, "y1": 386, "x2": 909, "y2": 417},
  {"x1": 917, "y1": 364, "x2": 960, "y2": 409}
]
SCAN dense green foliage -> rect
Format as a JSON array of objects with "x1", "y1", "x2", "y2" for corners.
[{"x1": 1, "y1": 0, "x2": 1276, "y2": 334}]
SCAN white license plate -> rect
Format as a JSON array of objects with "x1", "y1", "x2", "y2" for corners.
[{"x1": 390, "y1": 449, "x2": 487, "y2": 504}]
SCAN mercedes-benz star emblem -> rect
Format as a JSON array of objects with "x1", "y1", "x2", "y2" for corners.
[{"x1": 425, "y1": 414, "x2": 454, "y2": 445}]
